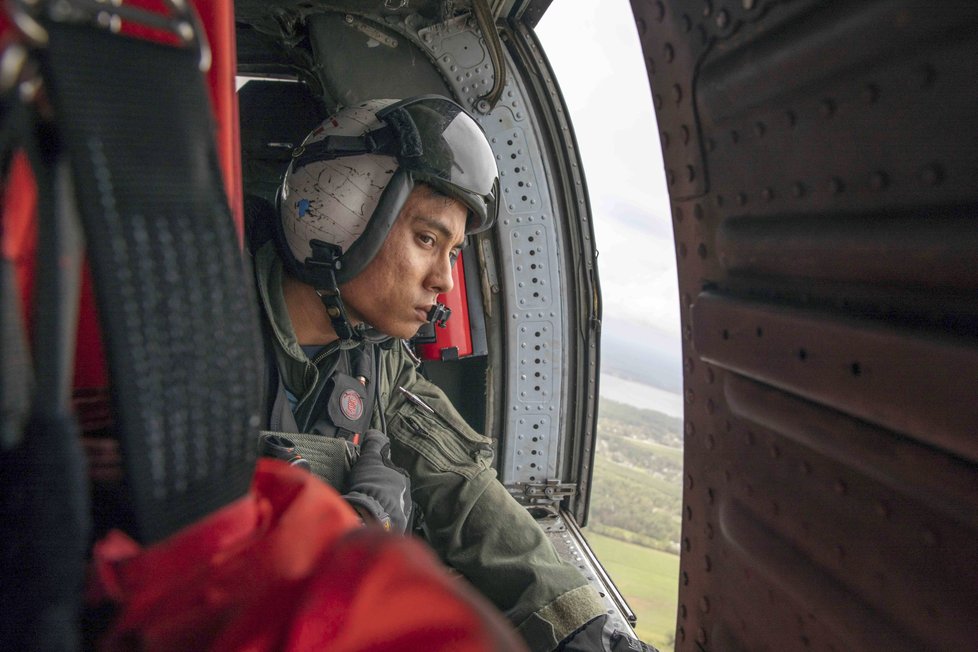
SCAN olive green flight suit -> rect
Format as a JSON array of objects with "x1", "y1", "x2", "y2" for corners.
[{"x1": 254, "y1": 243, "x2": 606, "y2": 652}]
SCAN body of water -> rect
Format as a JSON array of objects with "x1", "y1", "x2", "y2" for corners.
[{"x1": 599, "y1": 373, "x2": 683, "y2": 419}]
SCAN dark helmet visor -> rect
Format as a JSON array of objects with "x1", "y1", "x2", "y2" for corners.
[{"x1": 376, "y1": 95, "x2": 498, "y2": 233}]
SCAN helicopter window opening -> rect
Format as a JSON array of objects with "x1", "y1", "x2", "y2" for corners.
[{"x1": 538, "y1": 1, "x2": 682, "y2": 648}]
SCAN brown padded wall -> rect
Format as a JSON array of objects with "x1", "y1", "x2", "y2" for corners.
[{"x1": 629, "y1": 1, "x2": 978, "y2": 650}]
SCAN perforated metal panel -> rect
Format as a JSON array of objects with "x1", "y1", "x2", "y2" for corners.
[
  {"x1": 417, "y1": 15, "x2": 568, "y2": 485},
  {"x1": 630, "y1": 1, "x2": 978, "y2": 650}
]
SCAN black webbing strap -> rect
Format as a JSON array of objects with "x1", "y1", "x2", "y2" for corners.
[
  {"x1": 38, "y1": 22, "x2": 263, "y2": 543},
  {"x1": 0, "y1": 67, "x2": 90, "y2": 649}
]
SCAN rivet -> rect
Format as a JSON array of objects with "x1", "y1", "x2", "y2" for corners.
[
  {"x1": 672, "y1": 83, "x2": 683, "y2": 104},
  {"x1": 736, "y1": 192, "x2": 748, "y2": 206},
  {"x1": 681, "y1": 124, "x2": 691, "y2": 144},
  {"x1": 702, "y1": 1, "x2": 712, "y2": 17},
  {"x1": 653, "y1": 94, "x2": 663, "y2": 110},
  {"x1": 705, "y1": 434, "x2": 716, "y2": 450},
  {"x1": 680, "y1": 604, "x2": 688, "y2": 620},
  {"x1": 706, "y1": 488, "x2": 715, "y2": 504},
  {"x1": 693, "y1": 203, "x2": 704, "y2": 220},
  {"x1": 785, "y1": 109, "x2": 797, "y2": 127},
  {"x1": 743, "y1": 0, "x2": 756, "y2": 8},
  {"x1": 667, "y1": 169, "x2": 676, "y2": 185},
  {"x1": 716, "y1": 9, "x2": 729, "y2": 28},
  {"x1": 685, "y1": 474, "x2": 694, "y2": 489},
  {"x1": 661, "y1": 131, "x2": 671, "y2": 148},
  {"x1": 792, "y1": 181, "x2": 806, "y2": 198},
  {"x1": 685, "y1": 421, "x2": 696, "y2": 436},
  {"x1": 678, "y1": 242, "x2": 687, "y2": 257},
  {"x1": 761, "y1": 187, "x2": 774, "y2": 201},
  {"x1": 682, "y1": 13, "x2": 692, "y2": 32},
  {"x1": 686, "y1": 165, "x2": 696, "y2": 181},
  {"x1": 686, "y1": 505, "x2": 693, "y2": 521},
  {"x1": 827, "y1": 177, "x2": 844, "y2": 194},
  {"x1": 700, "y1": 597, "x2": 711, "y2": 613},
  {"x1": 705, "y1": 523, "x2": 714, "y2": 538},
  {"x1": 685, "y1": 388, "x2": 695, "y2": 403},
  {"x1": 704, "y1": 556, "x2": 712, "y2": 572},
  {"x1": 654, "y1": 1, "x2": 666, "y2": 22},
  {"x1": 664, "y1": 43, "x2": 675, "y2": 62},
  {"x1": 730, "y1": 129, "x2": 740, "y2": 144},
  {"x1": 682, "y1": 570, "x2": 690, "y2": 585},
  {"x1": 706, "y1": 367, "x2": 716, "y2": 383},
  {"x1": 636, "y1": 17, "x2": 647, "y2": 35},
  {"x1": 674, "y1": 206, "x2": 684, "y2": 222}
]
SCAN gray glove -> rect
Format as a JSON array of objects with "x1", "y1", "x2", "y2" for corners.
[
  {"x1": 558, "y1": 615, "x2": 660, "y2": 652},
  {"x1": 343, "y1": 429, "x2": 412, "y2": 533}
]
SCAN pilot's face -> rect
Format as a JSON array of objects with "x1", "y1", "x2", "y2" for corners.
[{"x1": 341, "y1": 185, "x2": 466, "y2": 340}]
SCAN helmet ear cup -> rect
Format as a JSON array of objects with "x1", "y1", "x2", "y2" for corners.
[{"x1": 277, "y1": 99, "x2": 401, "y2": 285}]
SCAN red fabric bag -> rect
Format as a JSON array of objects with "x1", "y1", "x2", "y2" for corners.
[{"x1": 87, "y1": 459, "x2": 526, "y2": 652}]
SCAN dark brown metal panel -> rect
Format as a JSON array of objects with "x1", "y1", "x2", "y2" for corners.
[{"x1": 629, "y1": 0, "x2": 978, "y2": 650}]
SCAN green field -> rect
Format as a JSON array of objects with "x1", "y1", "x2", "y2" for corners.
[{"x1": 584, "y1": 531, "x2": 679, "y2": 650}]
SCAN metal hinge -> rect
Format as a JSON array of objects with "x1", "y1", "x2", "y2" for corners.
[{"x1": 513, "y1": 479, "x2": 577, "y2": 503}]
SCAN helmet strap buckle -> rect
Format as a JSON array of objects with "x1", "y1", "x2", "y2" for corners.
[{"x1": 307, "y1": 240, "x2": 359, "y2": 341}]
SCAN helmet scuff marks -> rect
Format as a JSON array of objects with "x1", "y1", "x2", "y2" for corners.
[{"x1": 275, "y1": 94, "x2": 498, "y2": 344}]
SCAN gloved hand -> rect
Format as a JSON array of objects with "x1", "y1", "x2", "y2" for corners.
[
  {"x1": 343, "y1": 429, "x2": 412, "y2": 533},
  {"x1": 558, "y1": 615, "x2": 660, "y2": 652}
]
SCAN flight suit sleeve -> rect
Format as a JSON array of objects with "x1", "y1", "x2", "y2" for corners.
[{"x1": 376, "y1": 344, "x2": 606, "y2": 652}]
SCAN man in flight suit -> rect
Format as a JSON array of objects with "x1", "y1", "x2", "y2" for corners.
[{"x1": 254, "y1": 95, "x2": 655, "y2": 652}]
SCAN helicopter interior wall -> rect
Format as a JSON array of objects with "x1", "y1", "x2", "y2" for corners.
[
  {"x1": 630, "y1": 0, "x2": 978, "y2": 650},
  {"x1": 238, "y1": 79, "x2": 326, "y2": 205},
  {"x1": 306, "y1": 12, "x2": 453, "y2": 113}
]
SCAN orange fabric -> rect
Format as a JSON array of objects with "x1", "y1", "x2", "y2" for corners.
[{"x1": 88, "y1": 459, "x2": 524, "y2": 652}]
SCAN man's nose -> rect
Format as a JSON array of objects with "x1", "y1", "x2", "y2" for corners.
[{"x1": 428, "y1": 253, "x2": 455, "y2": 294}]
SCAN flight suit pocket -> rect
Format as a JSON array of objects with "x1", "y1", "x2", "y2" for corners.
[{"x1": 390, "y1": 410, "x2": 494, "y2": 480}]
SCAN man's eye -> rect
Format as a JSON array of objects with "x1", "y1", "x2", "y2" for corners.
[
  {"x1": 449, "y1": 250, "x2": 460, "y2": 266},
  {"x1": 418, "y1": 234, "x2": 435, "y2": 246}
]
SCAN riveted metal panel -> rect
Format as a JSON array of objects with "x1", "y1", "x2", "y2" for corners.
[
  {"x1": 630, "y1": 0, "x2": 978, "y2": 650},
  {"x1": 416, "y1": 15, "x2": 568, "y2": 486}
]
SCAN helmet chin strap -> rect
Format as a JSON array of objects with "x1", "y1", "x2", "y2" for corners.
[{"x1": 306, "y1": 240, "x2": 360, "y2": 342}]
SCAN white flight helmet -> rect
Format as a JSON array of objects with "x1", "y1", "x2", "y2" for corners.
[{"x1": 276, "y1": 95, "x2": 499, "y2": 288}]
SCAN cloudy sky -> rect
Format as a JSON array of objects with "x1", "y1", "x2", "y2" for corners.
[{"x1": 536, "y1": 1, "x2": 682, "y2": 388}]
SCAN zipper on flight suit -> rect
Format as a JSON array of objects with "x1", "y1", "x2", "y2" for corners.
[{"x1": 397, "y1": 386, "x2": 493, "y2": 461}]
